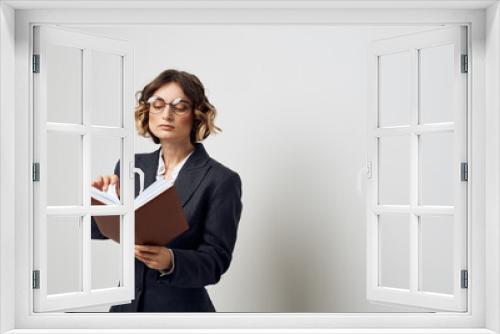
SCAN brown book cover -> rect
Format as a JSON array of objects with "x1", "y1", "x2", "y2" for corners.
[{"x1": 91, "y1": 184, "x2": 189, "y2": 246}]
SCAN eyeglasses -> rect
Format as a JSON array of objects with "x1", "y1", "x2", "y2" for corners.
[{"x1": 147, "y1": 96, "x2": 192, "y2": 116}]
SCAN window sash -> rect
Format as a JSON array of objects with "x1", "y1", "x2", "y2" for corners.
[
  {"x1": 32, "y1": 25, "x2": 136, "y2": 312},
  {"x1": 365, "y1": 26, "x2": 468, "y2": 312}
]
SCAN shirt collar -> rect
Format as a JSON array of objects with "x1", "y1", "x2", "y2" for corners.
[{"x1": 157, "y1": 146, "x2": 195, "y2": 180}]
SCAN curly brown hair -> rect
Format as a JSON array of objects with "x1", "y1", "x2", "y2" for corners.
[{"x1": 134, "y1": 69, "x2": 222, "y2": 144}]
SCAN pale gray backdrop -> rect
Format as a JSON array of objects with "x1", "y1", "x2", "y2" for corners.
[{"x1": 45, "y1": 24, "x2": 451, "y2": 313}]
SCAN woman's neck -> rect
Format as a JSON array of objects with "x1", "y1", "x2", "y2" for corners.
[{"x1": 160, "y1": 141, "x2": 195, "y2": 168}]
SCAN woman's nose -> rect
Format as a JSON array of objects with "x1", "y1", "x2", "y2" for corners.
[{"x1": 161, "y1": 106, "x2": 175, "y2": 119}]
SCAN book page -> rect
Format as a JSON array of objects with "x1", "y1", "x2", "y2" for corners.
[
  {"x1": 134, "y1": 178, "x2": 174, "y2": 210},
  {"x1": 91, "y1": 179, "x2": 174, "y2": 210},
  {"x1": 91, "y1": 183, "x2": 120, "y2": 205}
]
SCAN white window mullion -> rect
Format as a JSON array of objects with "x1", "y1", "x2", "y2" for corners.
[
  {"x1": 121, "y1": 50, "x2": 135, "y2": 291},
  {"x1": 373, "y1": 205, "x2": 454, "y2": 215},
  {"x1": 365, "y1": 47, "x2": 379, "y2": 296},
  {"x1": 82, "y1": 48, "x2": 92, "y2": 296},
  {"x1": 44, "y1": 123, "x2": 129, "y2": 137},
  {"x1": 46, "y1": 206, "x2": 126, "y2": 216},
  {"x1": 409, "y1": 47, "x2": 419, "y2": 295}
]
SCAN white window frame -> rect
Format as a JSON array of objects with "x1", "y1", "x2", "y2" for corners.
[{"x1": 0, "y1": 1, "x2": 498, "y2": 333}]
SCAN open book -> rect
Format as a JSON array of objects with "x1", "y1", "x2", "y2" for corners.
[{"x1": 91, "y1": 178, "x2": 189, "y2": 246}]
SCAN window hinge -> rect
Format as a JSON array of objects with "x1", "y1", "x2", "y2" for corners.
[
  {"x1": 461, "y1": 269, "x2": 468, "y2": 289},
  {"x1": 461, "y1": 54, "x2": 468, "y2": 73},
  {"x1": 461, "y1": 162, "x2": 468, "y2": 182},
  {"x1": 33, "y1": 270, "x2": 40, "y2": 289},
  {"x1": 32, "y1": 54, "x2": 40, "y2": 73},
  {"x1": 32, "y1": 162, "x2": 40, "y2": 182}
]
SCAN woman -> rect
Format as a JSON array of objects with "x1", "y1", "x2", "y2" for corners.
[{"x1": 90, "y1": 69, "x2": 243, "y2": 312}]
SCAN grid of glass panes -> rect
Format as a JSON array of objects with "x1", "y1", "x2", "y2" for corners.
[{"x1": 375, "y1": 43, "x2": 462, "y2": 295}]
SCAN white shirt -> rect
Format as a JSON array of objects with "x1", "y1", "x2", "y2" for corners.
[
  {"x1": 156, "y1": 146, "x2": 194, "y2": 276},
  {"x1": 156, "y1": 146, "x2": 194, "y2": 182}
]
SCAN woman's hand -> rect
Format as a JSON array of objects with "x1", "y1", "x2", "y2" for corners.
[
  {"x1": 91, "y1": 174, "x2": 120, "y2": 199},
  {"x1": 135, "y1": 245, "x2": 173, "y2": 271}
]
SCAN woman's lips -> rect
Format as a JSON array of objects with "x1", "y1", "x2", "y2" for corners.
[{"x1": 160, "y1": 125, "x2": 174, "y2": 130}]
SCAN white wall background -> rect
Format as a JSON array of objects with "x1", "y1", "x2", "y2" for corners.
[{"x1": 55, "y1": 24, "x2": 448, "y2": 313}]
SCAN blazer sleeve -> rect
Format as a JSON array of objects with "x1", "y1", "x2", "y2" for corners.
[
  {"x1": 91, "y1": 159, "x2": 121, "y2": 240},
  {"x1": 158, "y1": 172, "x2": 243, "y2": 288}
]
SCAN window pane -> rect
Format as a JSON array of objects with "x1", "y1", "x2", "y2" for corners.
[
  {"x1": 46, "y1": 45, "x2": 82, "y2": 124},
  {"x1": 91, "y1": 215, "x2": 122, "y2": 290},
  {"x1": 47, "y1": 215, "x2": 83, "y2": 294},
  {"x1": 379, "y1": 135, "x2": 410, "y2": 205},
  {"x1": 91, "y1": 135, "x2": 123, "y2": 205},
  {"x1": 420, "y1": 132, "x2": 454, "y2": 206},
  {"x1": 419, "y1": 44, "x2": 454, "y2": 124},
  {"x1": 378, "y1": 51, "x2": 411, "y2": 127},
  {"x1": 91, "y1": 50, "x2": 122, "y2": 127},
  {"x1": 47, "y1": 132, "x2": 83, "y2": 206},
  {"x1": 420, "y1": 215, "x2": 454, "y2": 294},
  {"x1": 379, "y1": 213, "x2": 409, "y2": 289}
]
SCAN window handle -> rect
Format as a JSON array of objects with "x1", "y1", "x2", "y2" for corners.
[{"x1": 133, "y1": 167, "x2": 145, "y2": 194}]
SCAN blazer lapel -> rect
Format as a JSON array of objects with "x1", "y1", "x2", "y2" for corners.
[
  {"x1": 142, "y1": 149, "x2": 161, "y2": 191},
  {"x1": 175, "y1": 143, "x2": 212, "y2": 207},
  {"x1": 147, "y1": 142, "x2": 212, "y2": 207}
]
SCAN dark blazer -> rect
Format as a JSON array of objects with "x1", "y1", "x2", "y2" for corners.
[{"x1": 91, "y1": 142, "x2": 243, "y2": 312}]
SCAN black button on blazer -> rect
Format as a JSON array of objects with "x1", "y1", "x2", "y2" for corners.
[{"x1": 91, "y1": 142, "x2": 243, "y2": 312}]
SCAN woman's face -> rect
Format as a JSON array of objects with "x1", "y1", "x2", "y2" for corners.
[{"x1": 148, "y1": 82, "x2": 194, "y2": 145}]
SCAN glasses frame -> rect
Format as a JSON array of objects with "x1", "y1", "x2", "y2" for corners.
[{"x1": 146, "y1": 95, "x2": 193, "y2": 116}]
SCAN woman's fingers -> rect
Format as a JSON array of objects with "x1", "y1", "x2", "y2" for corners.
[
  {"x1": 135, "y1": 251, "x2": 159, "y2": 267},
  {"x1": 134, "y1": 246, "x2": 170, "y2": 270},
  {"x1": 136, "y1": 254, "x2": 162, "y2": 269},
  {"x1": 91, "y1": 176, "x2": 104, "y2": 190},
  {"x1": 135, "y1": 246, "x2": 160, "y2": 266},
  {"x1": 91, "y1": 175, "x2": 120, "y2": 197},
  {"x1": 135, "y1": 253, "x2": 151, "y2": 262},
  {"x1": 101, "y1": 175, "x2": 119, "y2": 192},
  {"x1": 136, "y1": 250, "x2": 157, "y2": 258},
  {"x1": 103, "y1": 176, "x2": 111, "y2": 192},
  {"x1": 111, "y1": 175, "x2": 120, "y2": 198},
  {"x1": 135, "y1": 245, "x2": 159, "y2": 254}
]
